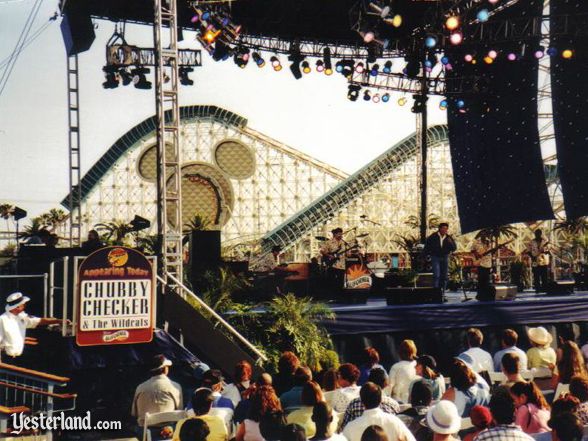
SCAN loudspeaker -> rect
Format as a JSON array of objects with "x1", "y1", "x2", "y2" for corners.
[
  {"x1": 190, "y1": 230, "x2": 221, "y2": 271},
  {"x1": 416, "y1": 272, "x2": 434, "y2": 287},
  {"x1": 60, "y1": 5, "x2": 96, "y2": 55},
  {"x1": 385, "y1": 287, "x2": 442, "y2": 305},
  {"x1": 546, "y1": 280, "x2": 575, "y2": 296},
  {"x1": 490, "y1": 284, "x2": 517, "y2": 301}
]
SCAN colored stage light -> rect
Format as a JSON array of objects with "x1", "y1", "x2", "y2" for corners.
[
  {"x1": 348, "y1": 85, "x2": 361, "y2": 101},
  {"x1": 363, "y1": 90, "x2": 371, "y2": 101},
  {"x1": 316, "y1": 60, "x2": 324, "y2": 72},
  {"x1": 534, "y1": 48, "x2": 545, "y2": 59},
  {"x1": 440, "y1": 99, "x2": 448, "y2": 110},
  {"x1": 323, "y1": 47, "x2": 333, "y2": 74},
  {"x1": 363, "y1": 32, "x2": 375, "y2": 43},
  {"x1": 383, "y1": 61, "x2": 392, "y2": 73},
  {"x1": 546, "y1": 47, "x2": 558, "y2": 56},
  {"x1": 477, "y1": 9, "x2": 489, "y2": 22},
  {"x1": 507, "y1": 53, "x2": 517, "y2": 61},
  {"x1": 425, "y1": 36, "x2": 437, "y2": 49},
  {"x1": 398, "y1": 97, "x2": 407, "y2": 106},
  {"x1": 382, "y1": 93, "x2": 390, "y2": 102},
  {"x1": 441, "y1": 56, "x2": 449, "y2": 65},
  {"x1": 445, "y1": 63, "x2": 453, "y2": 71},
  {"x1": 445, "y1": 16, "x2": 460, "y2": 31},
  {"x1": 270, "y1": 56, "x2": 282, "y2": 71},
  {"x1": 252, "y1": 52, "x2": 265, "y2": 67},
  {"x1": 370, "y1": 64, "x2": 379, "y2": 76},
  {"x1": 450, "y1": 32, "x2": 463, "y2": 45},
  {"x1": 457, "y1": 99, "x2": 465, "y2": 108},
  {"x1": 372, "y1": 93, "x2": 381, "y2": 103},
  {"x1": 302, "y1": 61, "x2": 311, "y2": 74},
  {"x1": 562, "y1": 49, "x2": 573, "y2": 59},
  {"x1": 488, "y1": 50, "x2": 497, "y2": 59},
  {"x1": 355, "y1": 62, "x2": 365, "y2": 73},
  {"x1": 483, "y1": 56, "x2": 493, "y2": 64},
  {"x1": 464, "y1": 54, "x2": 473, "y2": 62},
  {"x1": 488, "y1": 0, "x2": 499, "y2": 3},
  {"x1": 391, "y1": 15, "x2": 402, "y2": 28}
]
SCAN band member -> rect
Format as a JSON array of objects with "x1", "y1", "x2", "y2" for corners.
[
  {"x1": 424, "y1": 222, "x2": 457, "y2": 291},
  {"x1": 526, "y1": 229, "x2": 550, "y2": 293},
  {"x1": 472, "y1": 237, "x2": 492, "y2": 300},
  {"x1": 320, "y1": 228, "x2": 346, "y2": 293},
  {"x1": 249, "y1": 245, "x2": 282, "y2": 273}
]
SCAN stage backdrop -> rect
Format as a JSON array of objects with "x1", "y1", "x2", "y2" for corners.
[
  {"x1": 550, "y1": 0, "x2": 588, "y2": 219},
  {"x1": 446, "y1": 0, "x2": 554, "y2": 233}
]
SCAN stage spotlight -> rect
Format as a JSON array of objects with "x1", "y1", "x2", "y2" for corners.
[
  {"x1": 439, "y1": 99, "x2": 448, "y2": 110},
  {"x1": 347, "y1": 84, "x2": 361, "y2": 101},
  {"x1": 270, "y1": 56, "x2": 282, "y2": 71},
  {"x1": 301, "y1": 61, "x2": 311, "y2": 74},
  {"x1": 363, "y1": 31, "x2": 375, "y2": 43},
  {"x1": 234, "y1": 47, "x2": 250, "y2": 68},
  {"x1": 424, "y1": 60, "x2": 433, "y2": 69},
  {"x1": 12, "y1": 206, "x2": 27, "y2": 221},
  {"x1": 488, "y1": 0, "x2": 499, "y2": 3},
  {"x1": 398, "y1": 97, "x2": 407, "y2": 106},
  {"x1": 404, "y1": 57, "x2": 420, "y2": 78},
  {"x1": 450, "y1": 32, "x2": 463, "y2": 45},
  {"x1": 370, "y1": 64, "x2": 379, "y2": 76},
  {"x1": 363, "y1": 90, "x2": 371, "y2": 101},
  {"x1": 288, "y1": 46, "x2": 304, "y2": 80},
  {"x1": 382, "y1": 93, "x2": 390, "y2": 102},
  {"x1": 383, "y1": 60, "x2": 392, "y2": 73},
  {"x1": 457, "y1": 99, "x2": 465, "y2": 108},
  {"x1": 203, "y1": 28, "x2": 221, "y2": 44},
  {"x1": 338, "y1": 60, "x2": 355, "y2": 77},
  {"x1": 562, "y1": 49, "x2": 573, "y2": 59},
  {"x1": 372, "y1": 93, "x2": 381, "y2": 103},
  {"x1": 131, "y1": 67, "x2": 151, "y2": 89},
  {"x1": 464, "y1": 54, "x2": 474, "y2": 62},
  {"x1": 252, "y1": 52, "x2": 265, "y2": 67},
  {"x1": 391, "y1": 14, "x2": 402, "y2": 27},
  {"x1": 483, "y1": 56, "x2": 493, "y2": 64},
  {"x1": 534, "y1": 47, "x2": 545, "y2": 59},
  {"x1": 477, "y1": 9, "x2": 489, "y2": 22},
  {"x1": 119, "y1": 68, "x2": 133, "y2": 86},
  {"x1": 355, "y1": 62, "x2": 365, "y2": 73},
  {"x1": 212, "y1": 41, "x2": 230, "y2": 61},
  {"x1": 546, "y1": 47, "x2": 558, "y2": 56},
  {"x1": 445, "y1": 16, "x2": 460, "y2": 31},
  {"x1": 488, "y1": 50, "x2": 497, "y2": 59},
  {"x1": 507, "y1": 52, "x2": 517, "y2": 61},
  {"x1": 323, "y1": 47, "x2": 333, "y2": 75},
  {"x1": 411, "y1": 95, "x2": 428, "y2": 113},
  {"x1": 102, "y1": 66, "x2": 119, "y2": 89},
  {"x1": 425, "y1": 36, "x2": 437, "y2": 49},
  {"x1": 316, "y1": 60, "x2": 325, "y2": 72},
  {"x1": 441, "y1": 56, "x2": 449, "y2": 65},
  {"x1": 179, "y1": 67, "x2": 194, "y2": 85},
  {"x1": 130, "y1": 215, "x2": 151, "y2": 232}
]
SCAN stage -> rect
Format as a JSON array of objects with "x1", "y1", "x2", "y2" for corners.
[{"x1": 320, "y1": 290, "x2": 588, "y2": 373}]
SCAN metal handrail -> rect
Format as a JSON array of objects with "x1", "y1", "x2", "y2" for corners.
[{"x1": 158, "y1": 273, "x2": 267, "y2": 361}]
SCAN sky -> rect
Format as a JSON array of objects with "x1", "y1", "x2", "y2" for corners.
[{"x1": 0, "y1": 0, "x2": 450, "y2": 220}]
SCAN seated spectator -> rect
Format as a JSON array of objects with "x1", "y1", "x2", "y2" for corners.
[
  {"x1": 201, "y1": 369, "x2": 234, "y2": 410},
  {"x1": 179, "y1": 418, "x2": 210, "y2": 441},
  {"x1": 424, "y1": 400, "x2": 460, "y2": 441},
  {"x1": 397, "y1": 380, "x2": 433, "y2": 441},
  {"x1": 458, "y1": 328, "x2": 493, "y2": 374},
  {"x1": 174, "y1": 388, "x2": 228, "y2": 441},
  {"x1": 275, "y1": 352, "x2": 301, "y2": 396},
  {"x1": 281, "y1": 424, "x2": 307, "y2": 441},
  {"x1": 359, "y1": 347, "x2": 386, "y2": 386},
  {"x1": 281, "y1": 366, "x2": 313, "y2": 413},
  {"x1": 234, "y1": 373, "x2": 273, "y2": 424},
  {"x1": 310, "y1": 402, "x2": 347, "y2": 441},
  {"x1": 410, "y1": 355, "x2": 445, "y2": 401},
  {"x1": 322, "y1": 368, "x2": 340, "y2": 406},
  {"x1": 501, "y1": 353, "x2": 525, "y2": 388},
  {"x1": 342, "y1": 382, "x2": 415, "y2": 441},
  {"x1": 527, "y1": 327, "x2": 556, "y2": 370},
  {"x1": 223, "y1": 360, "x2": 254, "y2": 407},
  {"x1": 331, "y1": 363, "x2": 362, "y2": 413},
  {"x1": 547, "y1": 413, "x2": 583, "y2": 441},
  {"x1": 568, "y1": 375, "x2": 588, "y2": 424},
  {"x1": 361, "y1": 425, "x2": 388, "y2": 441},
  {"x1": 340, "y1": 368, "x2": 400, "y2": 431},
  {"x1": 260, "y1": 411, "x2": 288, "y2": 441},
  {"x1": 441, "y1": 358, "x2": 490, "y2": 417},
  {"x1": 510, "y1": 381, "x2": 550, "y2": 434},
  {"x1": 463, "y1": 406, "x2": 492, "y2": 441},
  {"x1": 494, "y1": 329, "x2": 528, "y2": 372},
  {"x1": 287, "y1": 381, "x2": 338, "y2": 437},
  {"x1": 533, "y1": 394, "x2": 581, "y2": 441},
  {"x1": 236, "y1": 385, "x2": 283, "y2": 441},
  {"x1": 551, "y1": 341, "x2": 587, "y2": 390},
  {"x1": 388, "y1": 340, "x2": 418, "y2": 403},
  {"x1": 132, "y1": 355, "x2": 183, "y2": 427}
]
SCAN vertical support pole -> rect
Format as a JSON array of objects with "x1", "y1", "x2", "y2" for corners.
[
  {"x1": 67, "y1": 54, "x2": 82, "y2": 246},
  {"x1": 62, "y1": 257, "x2": 69, "y2": 337},
  {"x1": 419, "y1": 74, "x2": 429, "y2": 244},
  {"x1": 43, "y1": 272, "x2": 49, "y2": 318}
]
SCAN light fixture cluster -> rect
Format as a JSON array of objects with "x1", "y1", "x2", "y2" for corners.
[
  {"x1": 191, "y1": 5, "x2": 241, "y2": 56},
  {"x1": 351, "y1": 0, "x2": 403, "y2": 49},
  {"x1": 462, "y1": 45, "x2": 574, "y2": 65}
]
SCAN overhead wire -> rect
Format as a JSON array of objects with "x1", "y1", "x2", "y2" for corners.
[{"x1": 0, "y1": 19, "x2": 54, "y2": 70}]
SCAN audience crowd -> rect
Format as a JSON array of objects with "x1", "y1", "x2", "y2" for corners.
[{"x1": 132, "y1": 326, "x2": 588, "y2": 441}]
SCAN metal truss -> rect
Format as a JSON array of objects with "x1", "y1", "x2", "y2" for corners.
[
  {"x1": 154, "y1": 0, "x2": 183, "y2": 283},
  {"x1": 105, "y1": 44, "x2": 202, "y2": 67},
  {"x1": 67, "y1": 55, "x2": 82, "y2": 246}
]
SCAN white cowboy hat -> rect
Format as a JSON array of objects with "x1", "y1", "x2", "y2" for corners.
[
  {"x1": 426, "y1": 400, "x2": 461, "y2": 434},
  {"x1": 150, "y1": 354, "x2": 173, "y2": 372},
  {"x1": 5, "y1": 292, "x2": 30, "y2": 312},
  {"x1": 527, "y1": 326, "x2": 552, "y2": 346}
]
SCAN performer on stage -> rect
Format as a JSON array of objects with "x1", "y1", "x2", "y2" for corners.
[
  {"x1": 472, "y1": 237, "x2": 492, "y2": 300},
  {"x1": 249, "y1": 245, "x2": 284, "y2": 297},
  {"x1": 320, "y1": 228, "x2": 346, "y2": 294},
  {"x1": 526, "y1": 229, "x2": 550, "y2": 293},
  {"x1": 424, "y1": 222, "x2": 457, "y2": 291},
  {"x1": 249, "y1": 245, "x2": 282, "y2": 273}
]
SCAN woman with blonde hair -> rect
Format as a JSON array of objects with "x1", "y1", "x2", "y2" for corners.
[
  {"x1": 551, "y1": 341, "x2": 588, "y2": 389},
  {"x1": 526, "y1": 327, "x2": 556, "y2": 370},
  {"x1": 388, "y1": 339, "x2": 418, "y2": 403}
]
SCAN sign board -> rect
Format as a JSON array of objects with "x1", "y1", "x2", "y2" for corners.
[
  {"x1": 344, "y1": 258, "x2": 373, "y2": 290},
  {"x1": 76, "y1": 246, "x2": 155, "y2": 346}
]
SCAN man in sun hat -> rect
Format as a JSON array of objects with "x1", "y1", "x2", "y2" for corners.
[
  {"x1": 425, "y1": 400, "x2": 461, "y2": 437},
  {"x1": 0, "y1": 291, "x2": 60, "y2": 360},
  {"x1": 527, "y1": 326, "x2": 557, "y2": 370}
]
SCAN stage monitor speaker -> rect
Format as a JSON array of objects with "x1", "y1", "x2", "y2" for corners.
[
  {"x1": 546, "y1": 280, "x2": 575, "y2": 296},
  {"x1": 190, "y1": 230, "x2": 221, "y2": 271},
  {"x1": 385, "y1": 287, "x2": 442, "y2": 305},
  {"x1": 490, "y1": 284, "x2": 517, "y2": 301},
  {"x1": 416, "y1": 272, "x2": 434, "y2": 287},
  {"x1": 60, "y1": 6, "x2": 96, "y2": 55}
]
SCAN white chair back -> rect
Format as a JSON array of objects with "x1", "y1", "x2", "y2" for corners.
[
  {"x1": 488, "y1": 371, "x2": 506, "y2": 384},
  {"x1": 142, "y1": 410, "x2": 188, "y2": 441},
  {"x1": 553, "y1": 383, "x2": 570, "y2": 400},
  {"x1": 460, "y1": 417, "x2": 474, "y2": 430}
]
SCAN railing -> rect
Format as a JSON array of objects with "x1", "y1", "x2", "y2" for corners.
[
  {"x1": 48, "y1": 257, "x2": 69, "y2": 337},
  {"x1": 0, "y1": 363, "x2": 76, "y2": 439},
  {"x1": 159, "y1": 273, "x2": 267, "y2": 362}
]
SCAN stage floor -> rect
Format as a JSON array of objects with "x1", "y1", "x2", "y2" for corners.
[{"x1": 321, "y1": 289, "x2": 588, "y2": 335}]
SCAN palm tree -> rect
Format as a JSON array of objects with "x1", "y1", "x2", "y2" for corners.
[
  {"x1": 404, "y1": 213, "x2": 441, "y2": 231},
  {"x1": 0, "y1": 204, "x2": 13, "y2": 233},
  {"x1": 198, "y1": 267, "x2": 251, "y2": 314},
  {"x1": 474, "y1": 225, "x2": 518, "y2": 277},
  {"x1": 19, "y1": 217, "x2": 44, "y2": 240},
  {"x1": 94, "y1": 220, "x2": 133, "y2": 245},
  {"x1": 38, "y1": 208, "x2": 67, "y2": 229},
  {"x1": 183, "y1": 214, "x2": 211, "y2": 235},
  {"x1": 553, "y1": 217, "x2": 588, "y2": 267}
]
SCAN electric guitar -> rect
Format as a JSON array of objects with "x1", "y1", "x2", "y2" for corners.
[
  {"x1": 322, "y1": 244, "x2": 359, "y2": 268},
  {"x1": 472, "y1": 239, "x2": 515, "y2": 266}
]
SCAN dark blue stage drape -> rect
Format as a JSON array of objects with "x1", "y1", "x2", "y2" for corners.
[
  {"x1": 550, "y1": 1, "x2": 588, "y2": 219},
  {"x1": 446, "y1": 0, "x2": 554, "y2": 233}
]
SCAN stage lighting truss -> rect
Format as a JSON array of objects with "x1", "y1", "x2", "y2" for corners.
[
  {"x1": 349, "y1": 1, "x2": 403, "y2": 48},
  {"x1": 190, "y1": 3, "x2": 242, "y2": 55},
  {"x1": 105, "y1": 44, "x2": 202, "y2": 68}
]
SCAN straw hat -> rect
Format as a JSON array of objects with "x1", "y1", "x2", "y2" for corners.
[
  {"x1": 528, "y1": 327, "x2": 552, "y2": 346},
  {"x1": 5, "y1": 292, "x2": 30, "y2": 312},
  {"x1": 426, "y1": 400, "x2": 461, "y2": 434}
]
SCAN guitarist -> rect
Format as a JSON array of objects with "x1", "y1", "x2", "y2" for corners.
[
  {"x1": 472, "y1": 237, "x2": 493, "y2": 300},
  {"x1": 320, "y1": 228, "x2": 346, "y2": 294},
  {"x1": 526, "y1": 229, "x2": 550, "y2": 293}
]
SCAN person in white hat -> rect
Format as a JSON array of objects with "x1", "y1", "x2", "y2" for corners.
[
  {"x1": 526, "y1": 327, "x2": 556, "y2": 370},
  {"x1": 425, "y1": 400, "x2": 461, "y2": 440},
  {"x1": 0, "y1": 292, "x2": 60, "y2": 360}
]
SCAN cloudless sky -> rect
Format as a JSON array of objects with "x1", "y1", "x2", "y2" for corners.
[{"x1": 0, "y1": 0, "x2": 449, "y2": 219}]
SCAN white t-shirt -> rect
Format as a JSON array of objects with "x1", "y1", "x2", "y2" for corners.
[
  {"x1": 222, "y1": 381, "x2": 250, "y2": 407},
  {"x1": 342, "y1": 408, "x2": 415, "y2": 441},
  {"x1": 331, "y1": 385, "x2": 361, "y2": 413},
  {"x1": 388, "y1": 360, "x2": 417, "y2": 403},
  {"x1": 459, "y1": 347, "x2": 494, "y2": 373},
  {"x1": 0, "y1": 311, "x2": 41, "y2": 357}
]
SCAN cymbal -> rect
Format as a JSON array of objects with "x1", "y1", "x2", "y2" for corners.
[
  {"x1": 315, "y1": 236, "x2": 328, "y2": 241},
  {"x1": 356, "y1": 233, "x2": 370, "y2": 238}
]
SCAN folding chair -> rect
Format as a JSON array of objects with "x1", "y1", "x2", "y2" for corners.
[{"x1": 142, "y1": 410, "x2": 188, "y2": 441}]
